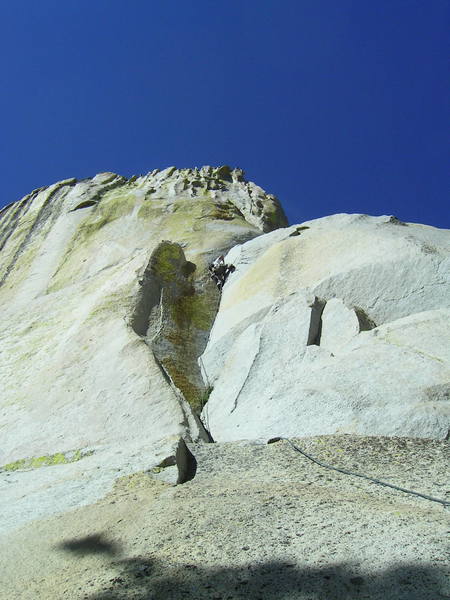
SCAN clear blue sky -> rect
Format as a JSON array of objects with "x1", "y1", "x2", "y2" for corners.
[{"x1": 0, "y1": 1, "x2": 448, "y2": 227}]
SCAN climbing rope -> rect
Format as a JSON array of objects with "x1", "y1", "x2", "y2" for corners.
[
  {"x1": 269, "y1": 437, "x2": 450, "y2": 508},
  {"x1": 199, "y1": 266, "x2": 448, "y2": 509}
]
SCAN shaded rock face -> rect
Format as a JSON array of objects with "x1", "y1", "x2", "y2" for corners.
[
  {"x1": 0, "y1": 166, "x2": 285, "y2": 529},
  {"x1": 130, "y1": 240, "x2": 213, "y2": 414},
  {"x1": 200, "y1": 214, "x2": 450, "y2": 441}
]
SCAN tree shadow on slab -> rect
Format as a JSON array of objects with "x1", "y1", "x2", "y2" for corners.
[
  {"x1": 57, "y1": 533, "x2": 121, "y2": 557},
  {"x1": 76, "y1": 554, "x2": 448, "y2": 600}
]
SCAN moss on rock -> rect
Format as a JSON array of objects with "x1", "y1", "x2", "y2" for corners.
[
  {"x1": 170, "y1": 292, "x2": 215, "y2": 331},
  {"x1": 79, "y1": 191, "x2": 136, "y2": 238},
  {"x1": 145, "y1": 241, "x2": 220, "y2": 414},
  {"x1": 150, "y1": 242, "x2": 185, "y2": 283}
]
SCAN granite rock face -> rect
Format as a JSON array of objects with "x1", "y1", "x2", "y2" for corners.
[
  {"x1": 0, "y1": 166, "x2": 286, "y2": 530},
  {"x1": 1, "y1": 170, "x2": 449, "y2": 599},
  {"x1": 200, "y1": 214, "x2": 450, "y2": 441}
]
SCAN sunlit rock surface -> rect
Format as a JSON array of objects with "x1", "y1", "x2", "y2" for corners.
[
  {"x1": 200, "y1": 214, "x2": 450, "y2": 441},
  {"x1": 0, "y1": 166, "x2": 286, "y2": 530},
  {"x1": 1, "y1": 436, "x2": 448, "y2": 599},
  {"x1": 1, "y1": 171, "x2": 449, "y2": 600}
]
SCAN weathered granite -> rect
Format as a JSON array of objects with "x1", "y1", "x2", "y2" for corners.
[
  {"x1": 0, "y1": 166, "x2": 286, "y2": 532},
  {"x1": 200, "y1": 214, "x2": 450, "y2": 441},
  {"x1": 1, "y1": 436, "x2": 448, "y2": 599},
  {"x1": 1, "y1": 169, "x2": 449, "y2": 600}
]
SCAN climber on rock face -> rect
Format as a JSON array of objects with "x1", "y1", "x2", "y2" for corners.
[
  {"x1": 208, "y1": 255, "x2": 235, "y2": 290},
  {"x1": 212, "y1": 255, "x2": 225, "y2": 268},
  {"x1": 209, "y1": 256, "x2": 226, "y2": 289}
]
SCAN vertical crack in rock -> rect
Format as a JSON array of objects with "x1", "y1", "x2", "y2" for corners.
[
  {"x1": 228, "y1": 324, "x2": 263, "y2": 415},
  {"x1": 307, "y1": 297, "x2": 326, "y2": 346},
  {"x1": 130, "y1": 241, "x2": 220, "y2": 440}
]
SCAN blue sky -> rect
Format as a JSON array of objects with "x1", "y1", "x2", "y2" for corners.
[{"x1": 0, "y1": 1, "x2": 448, "y2": 227}]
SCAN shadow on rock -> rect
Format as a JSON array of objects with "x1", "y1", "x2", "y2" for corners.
[
  {"x1": 72, "y1": 553, "x2": 448, "y2": 599},
  {"x1": 57, "y1": 533, "x2": 121, "y2": 557}
]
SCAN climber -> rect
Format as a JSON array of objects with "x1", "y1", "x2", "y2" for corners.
[{"x1": 208, "y1": 255, "x2": 235, "y2": 290}]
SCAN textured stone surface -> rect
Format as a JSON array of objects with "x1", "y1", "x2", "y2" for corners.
[
  {"x1": 201, "y1": 214, "x2": 450, "y2": 441},
  {"x1": 0, "y1": 166, "x2": 286, "y2": 533},
  {"x1": 1, "y1": 436, "x2": 448, "y2": 599},
  {"x1": 1, "y1": 170, "x2": 449, "y2": 599},
  {"x1": 320, "y1": 297, "x2": 362, "y2": 353}
]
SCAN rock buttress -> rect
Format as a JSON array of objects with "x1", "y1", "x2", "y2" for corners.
[{"x1": 131, "y1": 241, "x2": 218, "y2": 415}]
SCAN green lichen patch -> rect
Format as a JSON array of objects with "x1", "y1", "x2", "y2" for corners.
[
  {"x1": 88, "y1": 289, "x2": 132, "y2": 320},
  {"x1": 170, "y1": 291, "x2": 215, "y2": 331},
  {"x1": 72, "y1": 200, "x2": 97, "y2": 211},
  {"x1": 150, "y1": 242, "x2": 185, "y2": 283},
  {"x1": 197, "y1": 385, "x2": 213, "y2": 411},
  {"x1": 162, "y1": 357, "x2": 203, "y2": 412},
  {"x1": 47, "y1": 188, "x2": 140, "y2": 292},
  {"x1": 262, "y1": 201, "x2": 288, "y2": 232},
  {"x1": 1, "y1": 448, "x2": 94, "y2": 472},
  {"x1": 146, "y1": 240, "x2": 221, "y2": 414},
  {"x1": 137, "y1": 201, "x2": 166, "y2": 220},
  {"x1": 150, "y1": 466, "x2": 165, "y2": 474},
  {"x1": 1, "y1": 240, "x2": 40, "y2": 290},
  {"x1": 80, "y1": 191, "x2": 135, "y2": 237},
  {"x1": 198, "y1": 200, "x2": 244, "y2": 221}
]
